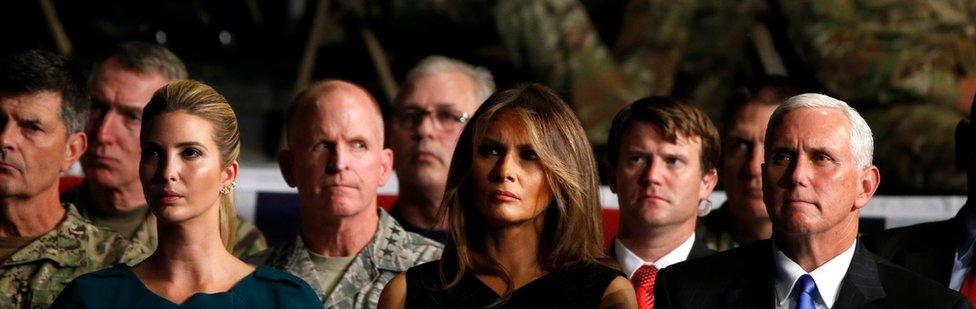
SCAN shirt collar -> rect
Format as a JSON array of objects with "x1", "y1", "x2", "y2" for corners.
[
  {"x1": 615, "y1": 233, "x2": 696, "y2": 278},
  {"x1": 773, "y1": 240, "x2": 857, "y2": 308}
]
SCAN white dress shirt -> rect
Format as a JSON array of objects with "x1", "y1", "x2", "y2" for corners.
[
  {"x1": 615, "y1": 233, "x2": 696, "y2": 279},
  {"x1": 773, "y1": 240, "x2": 857, "y2": 309}
]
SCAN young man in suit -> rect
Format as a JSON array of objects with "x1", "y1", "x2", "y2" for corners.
[
  {"x1": 654, "y1": 93, "x2": 969, "y2": 308},
  {"x1": 862, "y1": 94, "x2": 976, "y2": 302},
  {"x1": 606, "y1": 97, "x2": 719, "y2": 309}
]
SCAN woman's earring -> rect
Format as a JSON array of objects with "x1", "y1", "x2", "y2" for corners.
[
  {"x1": 698, "y1": 199, "x2": 713, "y2": 217},
  {"x1": 220, "y1": 181, "x2": 237, "y2": 195}
]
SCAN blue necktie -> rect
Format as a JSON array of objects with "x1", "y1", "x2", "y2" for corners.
[{"x1": 796, "y1": 274, "x2": 818, "y2": 309}]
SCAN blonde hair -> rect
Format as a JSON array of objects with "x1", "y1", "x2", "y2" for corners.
[
  {"x1": 438, "y1": 84, "x2": 611, "y2": 298},
  {"x1": 142, "y1": 80, "x2": 240, "y2": 250}
]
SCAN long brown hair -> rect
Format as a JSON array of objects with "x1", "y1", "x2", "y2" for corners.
[
  {"x1": 438, "y1": 83, "x2": 610, "y2": 297},
  {"x1": 142, "y1": 80, "x2": 241, "y2": 250}
]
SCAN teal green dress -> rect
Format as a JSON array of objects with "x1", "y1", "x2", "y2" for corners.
[{"x1": 51, "y1": 265, "x2": 322, "y2": 308}]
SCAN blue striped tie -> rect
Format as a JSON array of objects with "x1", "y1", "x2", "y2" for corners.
[{"x1": 796, "y1": 274, "x2": 818, "y2": 309}]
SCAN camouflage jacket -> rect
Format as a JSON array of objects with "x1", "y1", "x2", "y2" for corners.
[
  {"x1": 63, "y1": 180, "x2": 269, "y2": 260},
  {"x1": 254, "y1": 208, "x2": 443, "y2": 308},
  {"x1": 696, "y1": 206, "x2": 741, "y2": 252},
  {"x1": 0, "y1": 203, "x2": 134, "y2": 308}
]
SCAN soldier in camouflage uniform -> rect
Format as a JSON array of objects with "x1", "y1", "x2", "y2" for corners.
[
  {"x1": 254, "y1": 209, "x2": 441, "y2": 308},
  {"x1": 0, "y1": 50, "x2": 134, "y2": 308},
  {"x1": 251, "y1": 80, "x2": 441, "y2": 308},
  {"x1": 0, "y1": 204, "x2": 134, "y2": 307},
  {"x1": 60, "y1": 42, "x2": 267, "y2": 260}
]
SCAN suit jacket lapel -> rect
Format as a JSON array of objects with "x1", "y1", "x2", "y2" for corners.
[
  {"x1": 726, "y1": 240, "x2": 776, "y2": 308},
  {"x1": 901, "y1": 233, "x2": 956, "y2": 286},
  {"x1": 911, "y1": 211, "x2": 965, "y2": 285},
  {"x1": 834, "y1": 243, "x2": 886, "y2": 309}
]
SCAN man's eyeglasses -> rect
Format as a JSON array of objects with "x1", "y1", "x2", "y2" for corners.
[{"x1": 392, "y1": 108, "x2": 469, "y2": 131}]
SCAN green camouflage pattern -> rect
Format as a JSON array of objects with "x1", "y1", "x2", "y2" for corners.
[
  {"x1": 776, "y1": 0, "x2": 976, "y2": 191},
  {"x1": 493, "y1": 0, "x2": 764, "y2": 142},
  {"x1": 251, "y1": 208, "x2": 442, "y2": 308},
  {"x1": 696, "y1": 206, "x2": 742, "y2": 252},
  {"x1": 776, "y1": 0, "x2": 976, "y2": 109},
  {"x1": 0, "y1": 203, "x2": 133, "y2": 308},
  {"x1": 365, "y1": 0, "x2": 975, "y2": 190}
]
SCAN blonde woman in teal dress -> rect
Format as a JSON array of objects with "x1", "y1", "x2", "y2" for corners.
[{"x1": 52, "y1": 81, "x2": 320, "y2": 308}]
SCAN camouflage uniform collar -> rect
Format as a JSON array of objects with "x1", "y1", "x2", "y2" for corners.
[
  {"x1": 3, "y1": 203, "x2": 90, "y2": 268},
  {"x1": 278, "y1": 208, "x2": 417, "y2": 306},
  {"x1": 369, "y1": 208, "x2": 415, "y2": 271},
  {"x1": 289, "y1": 208, "x2": 417, "y2": 271}
]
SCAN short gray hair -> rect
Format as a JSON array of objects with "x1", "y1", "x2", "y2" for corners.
[
  {"x1": 396, "y1": 55, "x2": 495, "y2": 106},
  {"x1": 95, "y1": 42, "x2": 188, "y2": 81},
  {"x1": 766, "y1": 93, "x2": 874, "y2": 168}
]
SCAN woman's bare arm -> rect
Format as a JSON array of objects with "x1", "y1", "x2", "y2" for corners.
[
  {"x1": 377, "y1": 273, "x2": 408, "y2": 309},
  {"x1": 600, "y1": 276, "x2": 637, "y2": 309}
]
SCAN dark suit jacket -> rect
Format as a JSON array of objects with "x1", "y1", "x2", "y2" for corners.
[
  {"x1": 654, "y1": 239, "x2": 971, "y2": 309},
  {"x1": 861, "y1": 204, "x2": 971, "y2": 286}
]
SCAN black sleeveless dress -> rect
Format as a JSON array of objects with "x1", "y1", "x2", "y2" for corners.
[{"x1": 405, "y1": 260, "x2": 624, "y2": 308}]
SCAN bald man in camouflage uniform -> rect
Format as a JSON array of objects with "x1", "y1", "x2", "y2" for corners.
[
  {"x1": 250, "y1": 80, "x2": 442, "y2": 308},
  {"x1": 0, "y1": 50, "x2": 135, "y2": 308}
]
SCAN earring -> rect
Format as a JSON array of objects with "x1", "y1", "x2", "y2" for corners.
[
  {"x1": 220, "y1": 181, "x2": 237, "y2": 195},
  {"x1": 697, "y1": 199, "x2": 713, "y2": 217}
]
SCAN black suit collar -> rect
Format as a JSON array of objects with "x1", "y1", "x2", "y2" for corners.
[
  {"x1": 833, "y1": 242, "x2": 887, "y2": 308},
  {"x1": 895, "y1": 206, "x2": 968, "y2": 285},
  {"x1": 724, "y1": 240, "x2": 777, "y2": 308},
  {"x1": 725, "y1": 240, "x2": 887, "y2": 308}
]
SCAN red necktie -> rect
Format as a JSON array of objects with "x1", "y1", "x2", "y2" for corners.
[
  {"x1": 632, "y1": 265, "x2": 658, "y2": 309},
  {"x1": 961, "y1": 269, "x2": 976, "y2": 304}
]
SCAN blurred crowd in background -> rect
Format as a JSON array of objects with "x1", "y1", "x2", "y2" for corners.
[{"x1": 3, "y1": 0, "x2": 975, "y2": 193}]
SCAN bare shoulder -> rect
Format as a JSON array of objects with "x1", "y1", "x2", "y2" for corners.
[
  {"x1": 600, "y1": 276, "x2": 636, "y2": 309},
  {"x1": 378, "y1": 272, "x2": 408, "y2": 309}
]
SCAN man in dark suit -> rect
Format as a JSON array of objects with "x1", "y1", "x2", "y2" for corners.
[
  {"x1": 606, "y1": 97, "x2": 719, "y2": 309},
  {"x1": 862, "y1": 95, "x2": 976, "y2": 301},
  {"x1": 655, "y1": 93, "x2": 970, "y2": 308}
]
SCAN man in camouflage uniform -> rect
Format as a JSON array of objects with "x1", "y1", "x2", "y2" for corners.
[
  {"x1": 0, "y1": 50, "x2": 133, "y2": 308},
  {"x1": 252, "y1": 80, "x2": 441, "y2": 308},
  {"x1": 60, "y1": 42, "x2": 267, "y2": 259}
]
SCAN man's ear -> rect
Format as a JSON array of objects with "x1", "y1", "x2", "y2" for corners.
[
  {"x1": 61, "y1": 132, "x2": 87, "y2": 172},
  {"x1": 277, "y1": 149, "x2": 296, "y2": 188},
  {"x1": 956, "y1": 120, "x2": 971, "y2": 170},
  {"x1": 698, "y1": 168, "x2": 718, "y2": 200},
  {"x1": 853, "y1": 166, "x2": 881, "y2": 210},
  {"x1": 378, "y1": 148, "x2": 393, "y2": 186}
]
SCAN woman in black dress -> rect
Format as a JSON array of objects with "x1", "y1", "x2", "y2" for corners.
[
  {"x1": 52, "y1": 80, "x2": 320, "y2": 308},
  {"x1": 379, "y1": 84, "x2": 636, "y2": 308}
]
